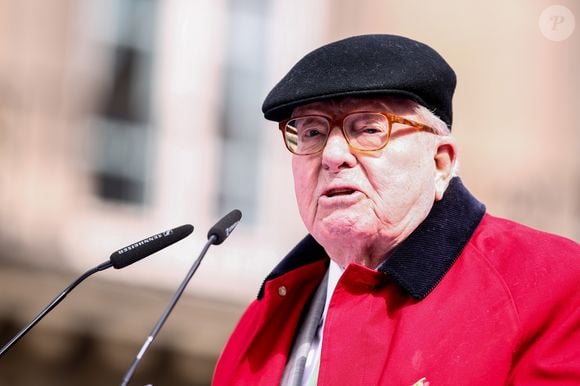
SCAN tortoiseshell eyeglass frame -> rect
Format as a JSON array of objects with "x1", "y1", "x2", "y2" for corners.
[{"x1": 278, "y1": 111, "x2": 439, "y2": 156}]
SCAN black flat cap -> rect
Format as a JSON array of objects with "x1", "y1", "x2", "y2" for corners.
[{"x1": 262, "y1": 34, "x2": 456, "y2": 128}]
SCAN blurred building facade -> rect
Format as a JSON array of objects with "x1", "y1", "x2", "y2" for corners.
[{"x1": 0, "y1": 0, "x2": 577, "y2": 384}]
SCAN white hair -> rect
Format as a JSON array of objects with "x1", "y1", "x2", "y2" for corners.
[
  {"x1": 406, "y1": 101, "x2": 459, "y2": 176},
  {"x1": 412, "y1": 104, "x2": 450, "y2": 136}
]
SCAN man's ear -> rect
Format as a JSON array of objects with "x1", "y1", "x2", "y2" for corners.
[{"x1": 433, "y1": 140, "x2": 457, "y2": 201}]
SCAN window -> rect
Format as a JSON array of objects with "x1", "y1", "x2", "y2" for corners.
[
  {"x1": 90, "y1": 0, "x2": 158, "y2": 205},
  {"x1": 218, "y1": 0, "x2": 268, "y2": 223}
]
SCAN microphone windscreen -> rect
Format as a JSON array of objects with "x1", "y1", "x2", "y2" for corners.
[
  {"x1": 207, "y1": 209, "x2": 242, "y2": 245},
  {"x1": 110, "y1": 224, "x2": 194, "y2": 269}
]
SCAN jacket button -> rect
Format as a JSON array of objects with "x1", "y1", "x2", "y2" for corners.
[{"x1": 278, "y1": 286, "x2": 287, "y2": 296}]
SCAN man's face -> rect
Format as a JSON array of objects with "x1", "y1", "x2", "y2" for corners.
[{"x1": 291, "y1": 97, "x2": 453, "y2": 262}]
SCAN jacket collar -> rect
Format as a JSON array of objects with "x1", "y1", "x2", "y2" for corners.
[{"x1": 258, "y1": 177, "x2": 485, "y2": 300}]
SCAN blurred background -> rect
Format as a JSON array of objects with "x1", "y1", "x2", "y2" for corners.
[{"x1": 0, "y1": 0, "x2": 577, "y2": 384}]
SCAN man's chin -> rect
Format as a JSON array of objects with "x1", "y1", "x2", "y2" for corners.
[{"x1": 314, "y1": 215, "x2": 372, "y2": 241}]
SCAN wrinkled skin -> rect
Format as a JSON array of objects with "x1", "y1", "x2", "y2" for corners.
[{"x1": 291, "y1": 97, "x2": 457, "y2": 269}]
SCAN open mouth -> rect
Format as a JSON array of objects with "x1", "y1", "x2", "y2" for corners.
[{"x1": 324, "y1": 188, "x2": 357, "y2": 197}]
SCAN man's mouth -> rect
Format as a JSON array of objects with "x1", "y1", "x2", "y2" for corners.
[{"x1": 324, "y1": 188, "x2": 357, "y2": 197}]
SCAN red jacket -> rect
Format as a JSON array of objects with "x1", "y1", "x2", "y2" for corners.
[{"x1": 213, "y1": 179, "x2": 580, "y2": 385}]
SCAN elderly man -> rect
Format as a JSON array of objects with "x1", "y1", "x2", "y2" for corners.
[{"x1": 212, "y1": 35, "x2": 579, "y2": 385}]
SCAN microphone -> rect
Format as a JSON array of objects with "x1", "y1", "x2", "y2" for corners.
[
  {"x1": 110, "y1": 224, "x2": 194, "y2": 268},
  {"x1": 120, "y1": 210, "x2": 242, "y2": 386},
  {"x1": 207, "y1": 209, "x2": 242, "y2": 245},
  {"x1": 0, "y1": 224, "x2": 194, "y2": 358}
]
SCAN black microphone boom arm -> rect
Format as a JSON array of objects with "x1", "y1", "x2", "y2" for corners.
[
  {"x1": 0, "y1": 224, "x2": 193, "y2": 359},
  {"x1": 0, "y1": 261, "x2": 112, "y2": 358},
  {"x1": 120, "y1": 210, "x2": 242, "y2": 386}
]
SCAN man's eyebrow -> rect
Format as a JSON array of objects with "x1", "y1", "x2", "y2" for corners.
[{"x1": 298, "y1": 116, "x2": 326, "y2": 124}]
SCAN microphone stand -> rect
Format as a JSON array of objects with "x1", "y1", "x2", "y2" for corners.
[
  {"x1": 120, "y1": 236, "x2": 217, "y2": 386},
  {"x1": 0, "y1": 261, "x2": 113, "y2": 358}
]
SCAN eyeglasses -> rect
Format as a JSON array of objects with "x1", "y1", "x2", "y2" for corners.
[{"x1": 279, "y1": 111, "x2": 438, "y2": 156}]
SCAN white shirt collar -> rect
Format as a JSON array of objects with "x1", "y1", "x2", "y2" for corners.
[{"x1": 322, "y1": 259, "x2": 345, "y2": 322}]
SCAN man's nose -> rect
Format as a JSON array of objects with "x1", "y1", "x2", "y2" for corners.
[{"x1": 321, "y1": 127, "x2": 357, "y2": 171}]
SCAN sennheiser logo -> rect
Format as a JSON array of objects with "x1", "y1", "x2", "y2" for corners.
[
  {"x1": 225, "y1": 221, "x2": 239, "y2": 237},
  {"x1": 117, "y1": 229, "x2": 173, "y2": 254}
]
